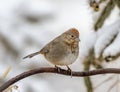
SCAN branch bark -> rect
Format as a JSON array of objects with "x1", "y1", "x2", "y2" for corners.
[
  {"x1": 94, "y1": 0, "x2": 115, "y2": 30},
  {"x1": 1, "y1": 67, "x2": 120, "y2": 92}
]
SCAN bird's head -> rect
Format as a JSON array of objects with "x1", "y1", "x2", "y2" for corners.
[{"x1": 62, "y1": 28, "x2": 80, "y2": 44}]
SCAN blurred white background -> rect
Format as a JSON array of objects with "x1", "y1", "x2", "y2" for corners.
[{"x1": 0, "y1": 0, "x2": 120, "y2": 92}]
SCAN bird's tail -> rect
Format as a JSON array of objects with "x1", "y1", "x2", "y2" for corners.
[{"x1": 23, "y1": 51, "x2": 40, "y2": 59}]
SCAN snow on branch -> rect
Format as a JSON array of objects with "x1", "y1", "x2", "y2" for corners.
[
  {"x1": 94, "y1": 19, "x2": 120, "y2": 59},
  {"x1": 103, "y1": 32, "x2": 120, "y2": 58}
]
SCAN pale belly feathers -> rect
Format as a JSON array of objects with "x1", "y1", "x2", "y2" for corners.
[{"x1": 48, "y1": 53, "x2": 78, "y2": 66}]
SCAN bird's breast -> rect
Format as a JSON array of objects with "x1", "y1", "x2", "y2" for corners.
[{"x1": 61, "y1": 53, "x2": 78, "y2": 65}]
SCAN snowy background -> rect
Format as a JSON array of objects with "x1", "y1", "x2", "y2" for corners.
[{"x1": 0, "y1": 0, "x2": 120, "y2": 92}]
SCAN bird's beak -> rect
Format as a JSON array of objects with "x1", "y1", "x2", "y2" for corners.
[{"x1": 75, "y1": 38, "x2": 80, "y2": 42}]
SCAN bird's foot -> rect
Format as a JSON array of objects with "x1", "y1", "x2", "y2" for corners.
[
  {"x1": 66, "y1": 66, "x2": 72, "y2": 77},
  {"x1": 55, "y1": 65, "x2": 61, "y2": 72}
]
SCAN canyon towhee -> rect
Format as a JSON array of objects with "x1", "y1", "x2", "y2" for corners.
[{"x1": 23, "y1": 28, "x2": 80, "y2": 72}]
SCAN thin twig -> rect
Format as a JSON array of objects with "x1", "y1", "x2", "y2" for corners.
[
  {"x1": 94, "y1": 75, "x2": 114, "y2": 89},
  {"x1": 2, "y1": 66, "x2": 11, "y2": 79},
  {"x1": 107, "y1": 80, "x2": 118, "y2": 92},
  {"x1": 1, "y1": 67, "x2": 120, "y2": 92},
  {"x1": 116, "y1": 75, "x2": 119, "y2": 92}
]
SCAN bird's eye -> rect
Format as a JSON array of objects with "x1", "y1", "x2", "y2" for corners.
[{"x1": 71, "y1": 35, "x2": 74, "y2": 37}]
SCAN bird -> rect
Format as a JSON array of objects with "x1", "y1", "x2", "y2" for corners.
[{"x1": 23, "y1": 28, "x2": 80, "y2": 72}]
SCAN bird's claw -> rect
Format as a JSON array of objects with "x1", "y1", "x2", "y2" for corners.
[
  {"x1": 66, "y1": 66, "x2": 72, "y2": 77},
  {"x1": 55, "y1": 65, "x2": 61, "y2": 72}
]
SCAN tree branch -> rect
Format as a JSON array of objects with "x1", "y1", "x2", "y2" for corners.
[
  {"x1": 1, "y1": 67, "x2": 120, "y2": 92},
  {"x1": 83, "y1": 49, "x2": 94, "y2": 92},
  {"x1": 94, "y1": 0, "x2": 115, "y2": 30}
]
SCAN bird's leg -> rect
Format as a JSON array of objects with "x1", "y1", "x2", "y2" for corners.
[
  {"x1": 55, "y1": 65, "x2": 61, "y2": 72},
  {"x1": 66, "y1": 65, "x2": 72, "y2": 77}
]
